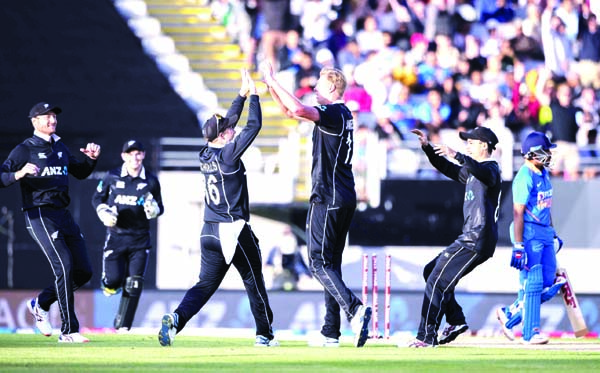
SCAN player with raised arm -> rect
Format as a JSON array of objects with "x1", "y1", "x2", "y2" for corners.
[
  {"x1": 92, "y1": 140, "x2": 164, "y2": 331},
  {"x1": 260, "y1": 61, "x2": 371, "y2": 348},
  {"x1": 496, "y1": 131, "x2": 566, "y2": 344},
  {"x1": 158, "y1": 69, "x2": 278, "y2": 347},
  {"x1": 408, "y1": 127, "x2": 502, "y2": 347}
]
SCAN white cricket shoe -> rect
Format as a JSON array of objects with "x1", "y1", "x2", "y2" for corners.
[
  {"x1": 307, "y1": 333, "x2": 340, "y2": 348},
  {"x1": 495, "y1": 307, "x2": 515, "y2": 341},
  {"x1": 27, "y1": 298, "x2": 52, "y2": 337},
  {"x1": 255, "y1": 335, "x2": 280, "y2": 347},
  {"x1": 350, "y1": 305, "x2": 372, "y2": 348},
  {"x1": 58, "y1": 333, "x2": 90, "y2": 343},
  {"x1": 522, "y1": 333, "x2": 549, "y2": 345}
]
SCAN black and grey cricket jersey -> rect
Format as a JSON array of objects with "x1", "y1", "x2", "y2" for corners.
[
  {"x1": 0, "y1": 133, "x2": 97, "y2": 209},
  {"x1": 423, "y1": 144, "x2": 502, "y2": 258},
  {"x1": 199, "y1": 94, "x2": 261, "y2": 223},
  {"x1": 91, "y1": 165, "x2": 163, "y2": 234},
  {"x1": 311, "y1": 101, "x2": 356, "y2": 207}
]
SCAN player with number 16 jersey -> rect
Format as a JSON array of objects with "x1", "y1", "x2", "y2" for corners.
[{"x1": 158, "y1": 69, "x2": 277, "y2": 347}]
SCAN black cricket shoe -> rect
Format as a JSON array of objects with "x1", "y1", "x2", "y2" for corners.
[{"x1": 438, "y1": 324, "x2": 469, "y2": 345}]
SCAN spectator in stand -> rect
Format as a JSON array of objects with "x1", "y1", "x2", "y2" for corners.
[
  {"x1": 243, "y1": 0, "x2": 263, "y2": 71},
  {"x1": 509, "y1": 18, "x2": 545, "y2": 68},
  {"x1": 441, "y1": 75, "x2": 460, "y2": 123},
  {"x1": 423, "y1": 0, "x2": 455, "y2": 39},
  {"x1": 435, "y1": 34, "x2": 460, "y2": 71},
  {"x1": 573, "y1": 85, "x2": 600, "y2": 147},
  {"x1": 481, "y1": 0, "x2": 515, "y2": 24},
  {"x1": 327, "y1": 18, "x2": 349, "y2": 59},
  {"x1": 300, "y1": 0, "x2": 332, "y2": 50},
  {"x1": 467, "y1": 68, "x2": 490, "y2": 103},
  {"x1": 353, "y1": 50, "x2": 392, "y2": 112},
  {"x1": 542, "y1": 14, "x2": 574, "y2": 79},
  {"x1": 405, "y1": 32, "x2": 428, "y2": 66},
  {"x1": 416, "y1": 48, "x2": 443, "y2": 91},
  {"x1": 554, "y1": 0, "x2": 579, "y2": 43},
  {"x1": 521, "y1": 2, "x2": 543, "y2": 44},
  {"x1": 356, "y1": 14, "x2": 385, "y2": 55},
  {"x1": 414, "y1": 87, "x2": 451, "y2": 144},
  {"x1": 343, "y1": 65, "x2": 375, "y2": 128},
  {"x1": 261, "y1": 0, "x2": 290, "y2": 69},
  {"x1": 453, "y1": 87, "x2": 487, "y2": 132},
  {"x1": 337, "y1": 38, "x2": 364, "y2": 71},
  {"x1": 315, "y1": 48, "x2": 336, "y2": 69},
  {"x1": 483, "y1": 54, "x2": 510, "y2": 98},
  {"x1": 391, "y1": 49, "x2": 418, "y2": 89},
  {"x1": 277, "y1": 29, "x2": 303, "y2": 72},
  {"x1": 549, "y1": 82, "x2": 581, "y2": 180},
  {"x1": 577, "y1": 14, "x2": 600, "y2": 89},
  {"x1": 464, "y1": 34, "x2": 487, "y2": 73},
  {"x1": 383, "y1": 82, "x2": 417, "y2": 139},
  {"x1": 294, "y1": 49, "x2": 320, "y2": 100}
]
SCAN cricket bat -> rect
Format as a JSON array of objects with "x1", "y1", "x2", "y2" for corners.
[{"x1": 556, "y1": 266, "x2": 589, "y2": 337}]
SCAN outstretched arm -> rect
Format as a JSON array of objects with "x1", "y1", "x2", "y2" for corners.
[{"x1": 260, "y1": 61, "x2": 320, "y2": 122}]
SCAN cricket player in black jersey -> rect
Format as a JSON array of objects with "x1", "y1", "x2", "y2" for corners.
[
  {"x1": 0, "y1": 102, "x2": 101, "y2": 343},
  {"x1": 91, "y1": 140, "x2": 163, "y2": 330},
  {"x1": 408, "y1": 127, "x2": 502, "y2": 347},
  {"x1": 158, "y1": 69, "x2": 278, "y2": 347},
  {"x1": 260, "y1": 62, "x2": 372, "y2": 348}
]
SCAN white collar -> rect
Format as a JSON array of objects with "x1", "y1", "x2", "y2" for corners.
[
  {"x1": 34, "y1": 130, "x2": 60, "y2": 143},
  {"x1": 120, "y1": 164, "x2": 146, "y2": 179}
]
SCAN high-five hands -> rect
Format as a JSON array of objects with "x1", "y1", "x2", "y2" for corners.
[
  {"x1": 259, "y1": 61, "x2": 275, "y2": 87},
  {"x1": 239, "y1": 68, "x2": 257, "y2": 96}
]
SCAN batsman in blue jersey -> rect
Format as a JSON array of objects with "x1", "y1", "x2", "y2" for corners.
[{"x1": 496, "y1": 132, "x2": 566, "y2": 344}]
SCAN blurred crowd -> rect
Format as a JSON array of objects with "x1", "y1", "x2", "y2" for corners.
[{"x1": 211, "y1": 0, "x2": 600, "y2": 183}]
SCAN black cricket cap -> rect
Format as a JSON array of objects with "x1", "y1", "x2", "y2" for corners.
[
  {"x1": 122, "y1": 140, "x2": 145, "y2": 153},
  {"x1": 459, "y1": 127, "x2": 499, "y2": 150},
  {"x1": 203, "y1": 113, "x2": 239, "y2": 142},
  {"x1": 29, "y1": 102, "x2": 62, "y2": 118}
]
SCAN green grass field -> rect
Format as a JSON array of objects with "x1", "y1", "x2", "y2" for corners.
[{"x1": 0, "y1": 334, "x2": 599, "y2": 372}]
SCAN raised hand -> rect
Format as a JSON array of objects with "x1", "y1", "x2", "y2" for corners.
[
  {"x1": 80, "y1": 143, "x2": 101, "y2": 160},
  {"x1": 258, "y1": 60, "x2": 275, "y2": 87},
  {"x1": 411, "y1": 129, "x2": 429, "y2": 147},
  {"x1": 239, "y1": 68, "x2": 250, "y2": 97},
  {"x1": 243, "y1": 68, "x2": 257, "y2": 95}
]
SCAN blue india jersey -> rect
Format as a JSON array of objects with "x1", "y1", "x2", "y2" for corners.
[{"x1": 512, "y1": 164, "x2": 552, "y2": 227}]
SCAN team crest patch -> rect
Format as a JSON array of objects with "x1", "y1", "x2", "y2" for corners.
[
  {"x1": 57, "y1": 152, "x2": 63, "y2": 159},
  {"x1": 137, "y1": 183, "x2": 147, "y2": 190},
  {"x1": 116, "y1": 181, "x2": 125, "y2": 188},
  {"x1": 38, "y1": 153, "x2": 47, "y2": 159}
]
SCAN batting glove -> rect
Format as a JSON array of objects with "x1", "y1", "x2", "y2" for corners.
[
  {"x1": 144, "y1": 199, "x2": 160, "y2": 219},
  {"x1": 97, "y1": 204, "x2": 118, "y2": 227},
  {"x1": 510, "y1": 243, "x2": 526, "y2": 270},
  {"x1": 554, "y1": 235, "x2": 563, "y2": 253}
]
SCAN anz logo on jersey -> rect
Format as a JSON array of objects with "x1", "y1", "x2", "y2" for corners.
[
  {"x1": 40, "y1": 166, "x2": 67, "y2": 177},
  {"x1": 114, "y1": 194, "x2": 142, "y2": 206}
]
